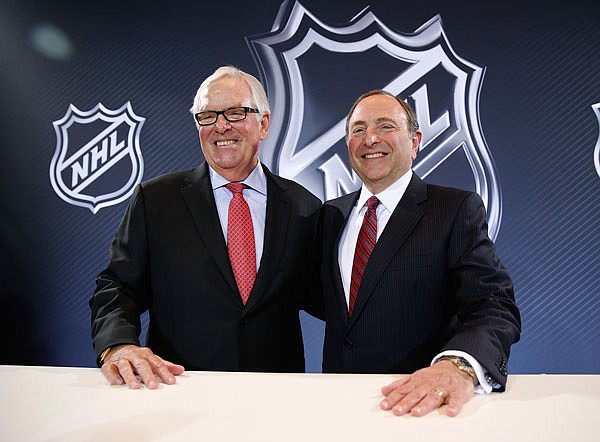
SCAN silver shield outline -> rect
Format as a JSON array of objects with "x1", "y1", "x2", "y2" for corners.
[
  {"x1": 247, "y1": 1, "x2": 502, "y2": 239},
  {"x1": 593, "y1": 103, "x2": 600, "y2": 179},
  {"x1": 50, "y1": 102, "x2": 145, "y2": 214}
]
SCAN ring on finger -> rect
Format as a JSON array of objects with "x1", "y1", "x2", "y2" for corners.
[{"x1": 433, "y1": 387, "x2": 445, "y2": 398}]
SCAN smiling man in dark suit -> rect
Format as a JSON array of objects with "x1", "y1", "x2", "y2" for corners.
[
  {"x1": 90, "y1": 66, "x2": 322, "y2": 389},
  {"x1": 319, "y1": 90, "x2": 520, "y2": 416}
]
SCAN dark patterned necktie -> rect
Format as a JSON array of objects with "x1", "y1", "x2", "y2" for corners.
[
  {"x1": 349, "y1": 196, "x2": 380, "y2": 316},
  {"x1": 226, "y1": 182, "x2": 256, "y2": 304}
]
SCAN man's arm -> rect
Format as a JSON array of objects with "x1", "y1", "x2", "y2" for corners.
[
  {"x1": 90, "y1": 185, "x2": 184, "y2": 388},
  {"x1": 380, "y1": 191, "x2": 521, "y2": 416},
  {"x1": 303, "y1": 201, "x2": 325, "y2": 320},
  {"x1": 440, "y1": 191, "x2": 521, "y2": 388}
]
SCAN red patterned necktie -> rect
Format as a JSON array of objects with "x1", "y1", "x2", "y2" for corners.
[
  {"x1": 226, "y1": 182, "x2": 256, "y2": 304},
  {"x1": 349, "y1": 196, "x2": 380, "y2": 316}
]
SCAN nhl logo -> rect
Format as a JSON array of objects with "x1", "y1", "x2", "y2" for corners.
[
  {"x1": 50, "y1": 102, "x2": 145, "y2": 213},
  {"x1": 247, "y1": 1, "x2": 503, "y2": 239}
]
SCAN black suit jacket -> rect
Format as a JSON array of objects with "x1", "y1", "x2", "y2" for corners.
[
  {"x1": 319, "y1": 174, "x2": 520, "y2": 389},
  {"x1": 90, "y1": 162, "x2": 322, "y2": 372}
]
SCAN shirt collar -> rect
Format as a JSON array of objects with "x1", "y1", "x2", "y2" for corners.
[
  {"x1": 356, "y1": 169, "x2": 413, "y2": 213},
  {"x1": 209, "y1": 162, "x2": 267, "y2": 196}
]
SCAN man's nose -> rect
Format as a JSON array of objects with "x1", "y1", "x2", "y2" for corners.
[
  {"x1": 214, "y1": 114, "x2": 231, "y2": 132},
  {"x1": 365, "y1": 127, "x2": 381, "y2": 146}
]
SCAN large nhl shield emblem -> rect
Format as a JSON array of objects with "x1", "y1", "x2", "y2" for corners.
[
  {"x1": 593, "y1": 103, "x2": 600, "y2": 179},
  {"x1": 247, "y1": 1, "x2": 503, "y2": 239},
  {"x1": 50, "y1": 102, "x2": 145, "y2": 213}
]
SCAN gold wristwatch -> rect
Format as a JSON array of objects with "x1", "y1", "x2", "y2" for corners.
[{"x1": 439, "y1": 356, "x2": 478, "y2": 386}]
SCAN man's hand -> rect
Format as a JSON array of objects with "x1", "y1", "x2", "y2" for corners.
[
  {"x1": 379, "y1": 360, "x2": 475, "y2": 417},
  {"x1": 100, "y1": 345, "x2": 185, "y2": 389}
]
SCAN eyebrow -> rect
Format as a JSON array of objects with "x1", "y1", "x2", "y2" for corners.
[{"x1": 350, "y1": 117, "x2": 398, "y2": 127}]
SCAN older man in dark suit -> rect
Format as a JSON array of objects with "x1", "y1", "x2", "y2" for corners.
[
  {"x1": 90, "y1": 66, "x2": 322, "y2": 389},
  {"x1": 319, "y1": 90, "x2": 520, "y2": 416}
]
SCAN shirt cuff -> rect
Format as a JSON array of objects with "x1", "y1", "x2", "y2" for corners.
[{"x1": 432, "y1": 350, "x2": 493, "y2": 394}]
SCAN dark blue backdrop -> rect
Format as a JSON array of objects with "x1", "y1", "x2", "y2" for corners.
[{"x1": 1, "y1": 0, "x2": 599, "y2": 373}]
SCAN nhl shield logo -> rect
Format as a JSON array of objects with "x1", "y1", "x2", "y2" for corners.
[
  {"x1": 593, "y1": 103, "x2": 600, "y2": 179},
  {"x1": 247, "y1": 1, "x2": 503, "y2": 239},
  {"x1": 50, "y1": 102, "x2": 145, "y2": 213}
]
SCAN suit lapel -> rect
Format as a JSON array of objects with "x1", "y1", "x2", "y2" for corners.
[
  {"x1": 349, "y1": 175, "x2": 427, "y2": 325},
  {"x1": 243, "y1": 168, "x2": 290, "y2": 312},
  {"x1": 180, "y1": 163, "x2": 238, "y2": 295},
  {"x1": 329, "y1": 192, "x2": 360, "y2": 324}
]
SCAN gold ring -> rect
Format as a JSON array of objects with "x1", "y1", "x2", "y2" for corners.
[{"x1": 433, "y1": 388, "x2": 445, "y2": 398}]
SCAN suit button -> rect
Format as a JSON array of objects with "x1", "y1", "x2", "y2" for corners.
[
  {"x1": 241, "y1": 319, "x2": 249, "y2": 326},
  {"x1": 499, "y1": 359, "x2": 508, "y2": 376},
  {"x1": 344, "y1": 339, "x2": 353, "y2": 350}
]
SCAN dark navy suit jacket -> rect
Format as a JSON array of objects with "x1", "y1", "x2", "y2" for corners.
[{"x1": 319, "y1": 173, "x2": 520, "y2": 389}]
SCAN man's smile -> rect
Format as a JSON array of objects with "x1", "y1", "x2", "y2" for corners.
[
  {"x1": 362, "y1": 152, "x2": 387, "y2": 159},
  {"x1": 215, "y1": 139, "x2": 239, "y2": 147}
]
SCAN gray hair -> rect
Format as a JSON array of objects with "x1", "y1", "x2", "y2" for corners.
[{"x1": 189, "y1": 66, "x2": 270, "y2": 126}]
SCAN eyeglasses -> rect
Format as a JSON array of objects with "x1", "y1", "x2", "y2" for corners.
[{"x1": 194, "y1": 107, "x2": 259, "y2": 126}]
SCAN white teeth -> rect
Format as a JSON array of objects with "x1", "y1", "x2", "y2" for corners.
[
  {"x1": 216, "y1": 140, "x2": 236, "y2": 146},
  {"x1": 364, "y1": 153, "x2": 385, "y2": 159}
]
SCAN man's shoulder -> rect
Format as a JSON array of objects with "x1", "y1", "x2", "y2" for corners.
[
  {"x1": 266, "y1": 171, "x2": 321, "y2": 207},
  {"x1": 320, "y1": 192, "x2": 358, "y2": 225},
  {"x1": 323, "y1": 191, "x2": 358, "y2": 209},
  {"x1": 140, "y1": 167, "x2": 202, "y2": 191},
  {"x1": 422, "y1": 182, "x2": 484, "y2": 214},
  {"x1": 426, "y1": 182, "x2": 471, "y2": 198}
]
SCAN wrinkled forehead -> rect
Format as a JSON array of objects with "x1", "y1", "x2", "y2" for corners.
[{"x1": 348, "y1": 110, "x2": 409, "y2": 132}]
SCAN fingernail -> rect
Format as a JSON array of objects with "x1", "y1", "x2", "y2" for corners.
[{"x1": 380, "y1": 400, "x2": 389, "y2": 409}]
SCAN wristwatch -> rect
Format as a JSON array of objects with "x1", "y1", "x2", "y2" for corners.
[{"x1": 439, "y1": 356, "x2": 478, "y2": 386}]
